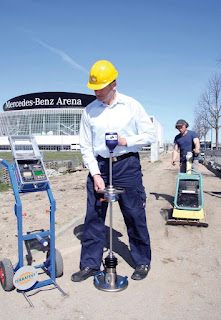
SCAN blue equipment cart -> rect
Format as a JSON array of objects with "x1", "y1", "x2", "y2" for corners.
[{"x1": 0, "y1": 136, "x2": 67, "y2": 306}]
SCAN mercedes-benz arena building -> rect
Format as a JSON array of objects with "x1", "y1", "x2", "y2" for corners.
[{"x1": 0, "y1": 92, "x2": 96, "y2": 151}]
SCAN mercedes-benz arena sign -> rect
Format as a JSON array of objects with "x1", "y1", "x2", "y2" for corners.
[
  {"x1": 0, "y1": 92, "x2": 97, "y2": 149},
  {"x1": 3, "y1": 92, "x2": 96, "y2": 111}
]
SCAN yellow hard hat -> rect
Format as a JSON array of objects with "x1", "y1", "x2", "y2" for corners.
[{"x1": 87, "y1": 60, "x2": 118, "y2": 90}]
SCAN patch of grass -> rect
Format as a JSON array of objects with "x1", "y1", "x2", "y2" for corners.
[
  {"x1": 0, "y1": 182, "x2": 11, "y2": 192},
  {"x1": 0, "y1": 151, "x2": 82, "y2": 162},
  {"x1": 42, "y1": 151, "x2": 82, "y2": 162},
  {"x1": 0, "y1": 152, "x2": 13, "y2": 163}
]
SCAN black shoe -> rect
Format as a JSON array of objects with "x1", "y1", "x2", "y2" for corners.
[
  {"x1": 131, "y1": 265, "x2": 150, "y2": 280},
  {"x1": 71, "y1": 267, "x2": 99, "y2": 282}
]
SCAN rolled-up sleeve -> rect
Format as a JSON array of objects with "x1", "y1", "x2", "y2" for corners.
[{"x1": 125, "y1": 101, "x2": 156, "y2": 147}]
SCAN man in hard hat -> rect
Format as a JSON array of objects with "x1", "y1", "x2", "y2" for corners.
[
  {"x1": 171, "y1": 119, "x2": 200, "y2": 172},
  {"x1": 71, "y1": 60, "x2": 156, "y2": 282}
]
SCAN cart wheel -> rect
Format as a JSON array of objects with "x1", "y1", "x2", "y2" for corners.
[
  {"x1": 0, "y1": 259, "x2": 15, "y2": 291},
  {"x1": 46, "y1": 249, "x2": 63, "y2": 278},
  {"x1": 55, "y1": 249, "x2": 63, "y2": 278}
]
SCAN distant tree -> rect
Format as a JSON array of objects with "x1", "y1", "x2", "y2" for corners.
[
  {"x1": 193, "y1": 113, "x2": 210, "y2": 143},
  {"x1": 195, "y1": 73, "x2": 221, "y2": 149}
]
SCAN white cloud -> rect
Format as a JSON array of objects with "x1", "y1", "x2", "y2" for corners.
[{"x1": 35, "y1": 39, "x2": 89, "y2": 74}]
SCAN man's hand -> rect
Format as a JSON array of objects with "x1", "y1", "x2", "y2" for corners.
[
  {"x1": 118, "y1": 136, "x2": 127, "y2": 146},
  {"x1": 93, "y1": 174, "x2": 105, "y2": 191},
  {"x1": 171, "y1": 160, "x2": 176, "y2": 166},
  {"x1": 193, "y1": 148, "x2": 200, "y2": 155}
]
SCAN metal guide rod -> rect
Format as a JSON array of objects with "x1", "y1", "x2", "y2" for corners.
[
  {"x1": 109, "y1": 154, "x2": 113, "y2": 186},
  {"x1": 93, "y1": 132, "x2": 128, "y2": 291},
  {"x1": 109, "y1": 154, "x2": 113, "y2": 257}
]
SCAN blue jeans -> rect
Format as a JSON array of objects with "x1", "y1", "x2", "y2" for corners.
[{"x1": 80, "y1": 153, "x2": 151, "y2": 269}]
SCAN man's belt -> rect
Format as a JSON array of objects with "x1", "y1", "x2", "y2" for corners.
[{"x1": 97, "y1": 152, "x2": 137, "y2": 163}]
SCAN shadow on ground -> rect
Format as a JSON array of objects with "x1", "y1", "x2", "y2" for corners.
[
  {"x1": 204, "y1": 164, "x2": 221, "y2": 178},
  {"x1": 160, "y1": 208, "x2": 173, "y2": 222},
  {"x1": 150, "y1": 192, "x2": 174, "y2": 206},
  {"x1": 73, "y1": 224, "x2": 135, "y2": 268},
  {"x1": 204, "y1": 191, "x2": 221, "y2": 198}
]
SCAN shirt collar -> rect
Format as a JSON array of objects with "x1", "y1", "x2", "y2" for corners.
[
  {"x1": 97, "y1": 91, "x2": 125, "y2": 108},
  {"x1": 115, "y1": 91, "x2": 125, "y2": 105}
]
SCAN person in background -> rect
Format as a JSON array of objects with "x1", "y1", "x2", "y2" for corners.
[
  {"x1": 171, "y1": 119, "x2": 200, "y2": 172},
  {"x1": 71, "y1": 60, "x2": 156, "y2": 282}
]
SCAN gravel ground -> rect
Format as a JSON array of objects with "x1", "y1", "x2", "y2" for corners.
[{"x1": 0, "y1": 152, "x2": 220, "y2": 320}]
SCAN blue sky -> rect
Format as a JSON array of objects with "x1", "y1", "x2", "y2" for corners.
[{"x1": 0, "y1": 0, "x2": 221, "y2": 142}]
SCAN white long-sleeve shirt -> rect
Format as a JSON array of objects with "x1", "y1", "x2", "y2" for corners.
[{"x1": 79, "y1": 91, "x2": 156, "y2": 176}]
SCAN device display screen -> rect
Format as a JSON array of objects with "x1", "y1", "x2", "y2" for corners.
[
  {"x1": 34, "y1": 170, "x2": 44, "y2": 176},
  {"x1": 22, "y1": 171, "x2": 32, "y2": 178}
]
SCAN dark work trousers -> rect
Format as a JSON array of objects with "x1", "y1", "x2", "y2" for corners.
[{"x1": 80, "y1": 153, "x2": 151, "y2": 270}]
